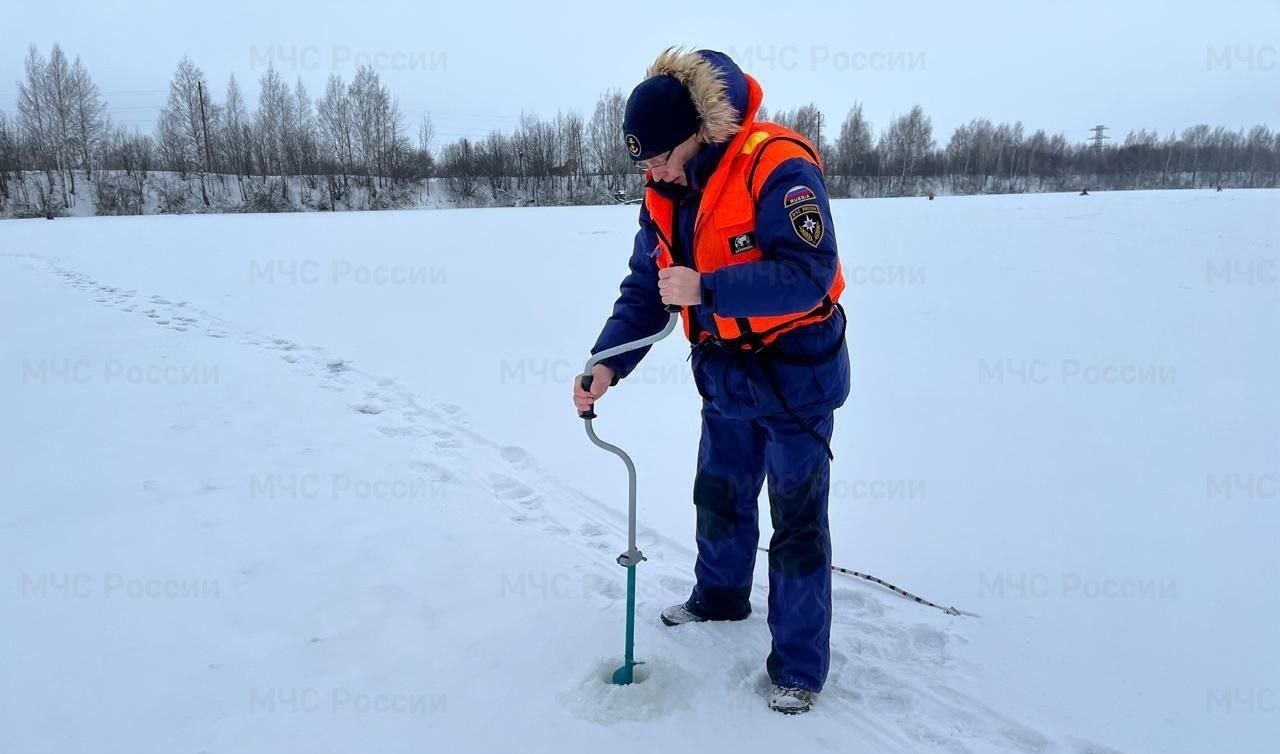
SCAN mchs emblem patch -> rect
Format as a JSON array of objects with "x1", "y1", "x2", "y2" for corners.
[{"x1": 789, "y1": 205, "x2": 824, "y2": 248}]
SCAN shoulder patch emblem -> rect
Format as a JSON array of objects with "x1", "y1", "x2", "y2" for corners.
[
  {"x1": 728, "y1": 231, "x2": 757, "y2": 255},
  {"x1": 625, "y1": 133, "x2": 642, "y2": 158},
  {"x1": 784, "y1": 185, "x2": 817, "y2": 208},
  {"x1": 789, "y1": 205, "x2": 824, "y2": 248}
]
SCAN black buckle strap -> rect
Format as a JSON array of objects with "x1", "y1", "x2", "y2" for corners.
[
  {"x1": 755, "y1": 356, "x2": 835, "y2": 461},
  {"x1": 691, "y1": 306, "x2": 847, "y2": 461},
  {"x1": 708, "y1": 299, "x2": 841, "y2": 359}
]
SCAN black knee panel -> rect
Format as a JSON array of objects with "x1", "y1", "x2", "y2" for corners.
[
  {"x1": 694, "y1": 471, "x2": 743, "y2": 541},
  {"x1": 768, "y1": 469, "x2": 829, "y2": 577}
]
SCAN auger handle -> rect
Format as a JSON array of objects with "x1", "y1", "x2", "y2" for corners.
[
  {"x1": 579, "y1": 311, "x2": 680, "y2": 420},
  {"x1": 578, "y1": 374, "x2": 597, "y2": 420}
]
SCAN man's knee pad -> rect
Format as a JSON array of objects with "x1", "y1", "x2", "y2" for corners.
[
  {"x1": 694, "y1": 471, "x2": 748, "y2": 541},
  {"x1": 769, "y1": 470, "x2": 829, "y2": 577}
]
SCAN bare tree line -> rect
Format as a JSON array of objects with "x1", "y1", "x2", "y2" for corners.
[
  {"x1": 1, "y1": 45, "x2": 428, "y2": 216},
  {"x1": 767, "y1": 104, "x2": 1280, "y2": 196},
  {"x1": 4, "y1": 44, "x2": 106, "y2": 213},
  {"x1": 436, "y1": 96, "x2": 636, "y2": 207},
  {"x1": 2, "y1": 43, "x2": 1278, "y2": 217},
  {"x1": 139, "y1": 54, "x2": 426, "y2": 213}
]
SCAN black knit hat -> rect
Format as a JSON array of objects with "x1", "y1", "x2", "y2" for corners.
[{"x1": 622, "y1": 74, "x2": 700, "y2": 162}]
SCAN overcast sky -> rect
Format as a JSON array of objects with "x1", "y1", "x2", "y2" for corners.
[{"x1": 1, "y1": 0, "x2": 1276, "y2": 146}]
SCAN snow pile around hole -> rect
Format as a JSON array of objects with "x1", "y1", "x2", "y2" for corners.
[{"x1": 560, "y1": 657, "x2": 696, "y2": 724}]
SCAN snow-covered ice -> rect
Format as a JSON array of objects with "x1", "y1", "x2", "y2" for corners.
[{"x1": 1, "y1": 189, "x2": 1276, "y2": 754}]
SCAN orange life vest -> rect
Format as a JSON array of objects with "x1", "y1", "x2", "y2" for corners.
[{"x1": 645, "y1": 97, "x2": 844, "y2": 350}]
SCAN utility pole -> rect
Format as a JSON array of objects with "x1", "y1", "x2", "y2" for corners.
[
  {"x1": 198, "y1": 80, "x2": 213, "y2": 173},
  {"x1": 1089, "y1": 124, "x2": 1110, "y2": 153}
]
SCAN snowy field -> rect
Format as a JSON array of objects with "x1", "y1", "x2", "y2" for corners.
[{"x1": 2, "y1": 189, "x2": 1277, "y2": 754}]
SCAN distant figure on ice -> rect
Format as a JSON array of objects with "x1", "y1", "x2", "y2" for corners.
[
  {"x1": 573, "y1": 48, "x2": 849, "y2": 715},
  {"x1": 1079, "y1": 187, "x2": 1090, "y2": 196}
]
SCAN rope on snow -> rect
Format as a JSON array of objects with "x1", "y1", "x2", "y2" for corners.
[{"x1": 756, "y1": 547, "x2": 979, "y2": 618}]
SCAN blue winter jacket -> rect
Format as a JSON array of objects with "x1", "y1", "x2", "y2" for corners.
[{"x1": 592, "y1": 51, "x2": 850, "y2": 421}]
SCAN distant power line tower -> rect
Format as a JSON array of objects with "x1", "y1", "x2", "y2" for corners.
[{"x1": 1089, "y1": 124, "x2": 1110, "y2": 152}]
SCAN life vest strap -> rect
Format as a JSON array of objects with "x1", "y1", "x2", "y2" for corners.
[
  {"x1": 692, "y1": 305, "x2": 848, "y2": 462},
  {"x1": 745, "y1": 134, "x2": 821, "y2": 201},
  {"x1": 699, "y1": 297, "x2": 840, "y2": 355}
]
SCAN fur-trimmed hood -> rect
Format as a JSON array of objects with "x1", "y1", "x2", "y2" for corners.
[{"x1": 645, "y1": 48, "x2": 757, "y2": 146}]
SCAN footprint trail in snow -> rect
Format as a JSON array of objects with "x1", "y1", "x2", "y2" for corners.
[{"x1": 19, "y1": 254, "x2": 1115, "y2": 754}]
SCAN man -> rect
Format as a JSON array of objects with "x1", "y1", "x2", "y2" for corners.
[{"x1": 572, "y1": 49, "x2": 850, "y2": 715}]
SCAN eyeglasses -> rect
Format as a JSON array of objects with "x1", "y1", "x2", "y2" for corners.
[{"x1": 634, "y1": 149, "x2": 674, "y2": 172}]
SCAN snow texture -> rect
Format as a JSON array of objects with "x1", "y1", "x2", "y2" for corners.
[{"x1": 1, "y1": 189, "x2": 1276, "y2": 754}]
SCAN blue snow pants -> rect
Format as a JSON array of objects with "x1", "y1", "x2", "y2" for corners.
[{"x1": 686, "y1": 406, "x2": 834, "y2": 693}]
